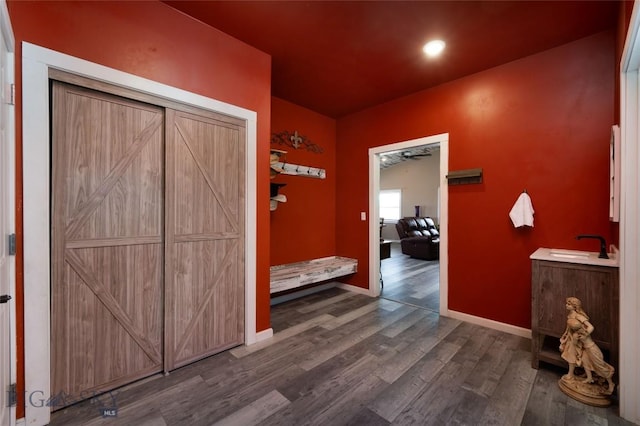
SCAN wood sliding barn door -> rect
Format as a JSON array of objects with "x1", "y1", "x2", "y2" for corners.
[
  {"x1": 51, "y1": 82, "x2": 164, "y2": 401},
  {"x1": 51, "y1": 78, "x2": 246, "y2": 406},
  {"x1": 164, "y1": 109, "x2": 245, "y2": 370}
]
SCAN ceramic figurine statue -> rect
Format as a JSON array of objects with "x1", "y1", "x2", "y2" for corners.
[{"x1": 558, "y1": 297, "x2": 615, "y2": 406}]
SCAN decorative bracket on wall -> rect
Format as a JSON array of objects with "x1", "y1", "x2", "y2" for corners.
[
  {"x1": 271, "y1": 130, "x2": 324, "y2": 153},
  {"x1": 446, "y1": 168, "x2": 483, "y2": 185}
]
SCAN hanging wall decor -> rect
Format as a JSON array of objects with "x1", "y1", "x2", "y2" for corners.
[{"x1": 271, "y1": 130, "x2": 324, "y2": 153}]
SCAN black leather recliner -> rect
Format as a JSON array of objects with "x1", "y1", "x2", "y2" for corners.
[{"x1": 395, "y1": 217, "x2": 440, "y2": 260}]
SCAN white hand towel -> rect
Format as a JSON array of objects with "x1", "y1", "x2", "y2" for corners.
[{"x1": 509, "y1": 192, "x2": 534, "y2": 227}]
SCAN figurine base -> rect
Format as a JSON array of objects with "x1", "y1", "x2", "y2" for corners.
[{"x1": 558, "y1": 374, "x2": 613, "y2": 407}]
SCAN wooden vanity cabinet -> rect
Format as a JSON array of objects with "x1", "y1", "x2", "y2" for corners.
[{"x1": 531, "y1": 260, "x2": 619, "y2": 371}]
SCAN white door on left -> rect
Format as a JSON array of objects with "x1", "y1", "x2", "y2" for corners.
[{"x1": 0, "y1": 1, "x2": 15, "y2": 425}]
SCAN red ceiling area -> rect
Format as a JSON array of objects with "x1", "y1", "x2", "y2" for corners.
[{"x1": 165, "y1": 1, "x2": 619, "y2": 118}]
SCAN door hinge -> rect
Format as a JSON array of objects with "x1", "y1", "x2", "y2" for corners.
[
  {"x1": 4, "y1": 83, "x2": 14, "y2": 105},
  {"x1": 7, "y1": 383, "x2": 16, "y2": 407},
  {"x1": 8, "y1": 233, "x2": 16, "y2": 256}
]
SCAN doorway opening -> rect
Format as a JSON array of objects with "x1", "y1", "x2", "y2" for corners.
[
  {"x1": 379, "y1": 144, "x2": 440, "y2": 311},
  {"x1": 368, "y1": 133, "x2": 448, "y2": 315}
]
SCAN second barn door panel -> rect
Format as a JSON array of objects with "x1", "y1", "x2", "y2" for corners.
[{"x1": 164, "y1": 108, "x2": 245, "y2": 371}]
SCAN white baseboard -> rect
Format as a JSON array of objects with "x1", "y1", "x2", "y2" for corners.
[
  {"x1": 337, "y1": 282, "x2": 373, "y2": 296},
  {"x1": 443, "y1": 309, "x2": 532, "y2": 339},
  {"x1": 251, "y1": 328, "x2": 273, "y2": 345},
  {"x1": 338, "y1": 283, "x2": 531, "y2": 339}
]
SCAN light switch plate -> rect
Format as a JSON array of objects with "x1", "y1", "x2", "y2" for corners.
[{"x1": 360, "y1": 212, "x2": 366, "y2": 221}]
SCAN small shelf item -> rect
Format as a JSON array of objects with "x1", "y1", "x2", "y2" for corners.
[
  {"x1": 270, "y1": 182, "x2": 286, "y2": 197},
  {"x1": 270, "y1": 149, "x2": 287, "y2": 179},
  {"x1": 446, "y1": 168, "x2": 483, "y2": 185},
  {"x1": 270, "y1": 182, "x2": 287, "y2": 211}
]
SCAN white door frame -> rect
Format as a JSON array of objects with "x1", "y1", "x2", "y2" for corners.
[
  {"x1": 368, "y1": 133, "x2": 449, "y2": 316},
  {"x1": 22, "y1": 42, "x2": 258, "y2": 426},
  {"x1": 0, "y1": 1, "x2": 14, "y2": 425},
  {"x1": 619, "y1": 1, "x2": 640, "y2": 423}
]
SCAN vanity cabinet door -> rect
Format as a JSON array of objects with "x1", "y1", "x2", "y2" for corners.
[{"x1": 532, "y1": 260, "x2": 619, "y2": 369}]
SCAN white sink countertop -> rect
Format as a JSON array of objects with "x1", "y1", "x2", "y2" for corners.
[{"x1": 530, "y1": 247, "x2": 619, "y2": 268}]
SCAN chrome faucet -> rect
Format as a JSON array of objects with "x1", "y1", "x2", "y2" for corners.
[{"x1": 576, "y1": 234, "x2": 609, "y2": 259}]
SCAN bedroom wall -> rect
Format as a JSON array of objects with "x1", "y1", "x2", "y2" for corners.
[{"x1": 335, "y1": 31, "x2": 615, "y2": 329}]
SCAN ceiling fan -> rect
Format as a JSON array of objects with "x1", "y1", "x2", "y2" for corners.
[{"x1": 401, "y1": 149, "x2": 431, "y2": 159}]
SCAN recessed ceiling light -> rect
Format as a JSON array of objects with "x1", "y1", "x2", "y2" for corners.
[{"x1": 423, "y1": 40, "x2": 445, "y2": 57}]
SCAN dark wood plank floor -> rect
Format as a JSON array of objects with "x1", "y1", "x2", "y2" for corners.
[
  {"x1": 49, "y1": 288, "x2": 636, "y2": 425},
  {"x1": 380, "y1": 242, "x2": 439, "y2": 312}
]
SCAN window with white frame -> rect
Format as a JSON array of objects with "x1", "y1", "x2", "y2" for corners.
[{"x1": 379, "y1": 189, "x2": 401, "y2": 221}]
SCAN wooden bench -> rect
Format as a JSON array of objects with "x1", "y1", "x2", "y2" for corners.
[{"x1": 270, "y1": 256, "x2": 358, "y2": 294}]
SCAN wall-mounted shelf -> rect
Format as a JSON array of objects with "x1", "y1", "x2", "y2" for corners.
[
  {"x1": 271, "y1": 161, "x2": 326, "y2": 179},
  {"x1": 269, "y1": 149, "x2": 326, "y2": 211},
  {"x1": 446, "y1": 168, "x2": 483, "y2": 185}
]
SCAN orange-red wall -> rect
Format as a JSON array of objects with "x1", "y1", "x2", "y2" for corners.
[
  {"x1": 8, "y1": 0, "x2": 272, "y2": 417},
  {"x1": 5, "y1": 0, "x2": 620, "y2": 417},
  {"x1": 336, "y1": 31, "x2": 615, "y2": 329},
  {"x1": 270, "y1": 97, "x2": 337, "y2": 265}
]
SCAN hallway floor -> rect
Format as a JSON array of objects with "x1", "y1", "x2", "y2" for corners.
[{"x1": 48, "y1": 286, "x2": 634, "y2": 425}]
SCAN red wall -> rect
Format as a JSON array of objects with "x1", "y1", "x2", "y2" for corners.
[
  {"x1": 270, "y1": 97, "x2": 337, "y2": 265},
  {"x1": 8, "y1": 0, "x2": 272, "y2": 417},
  {"x1": 336, "y1": 31, "x2": 615, "y2": 329}
]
